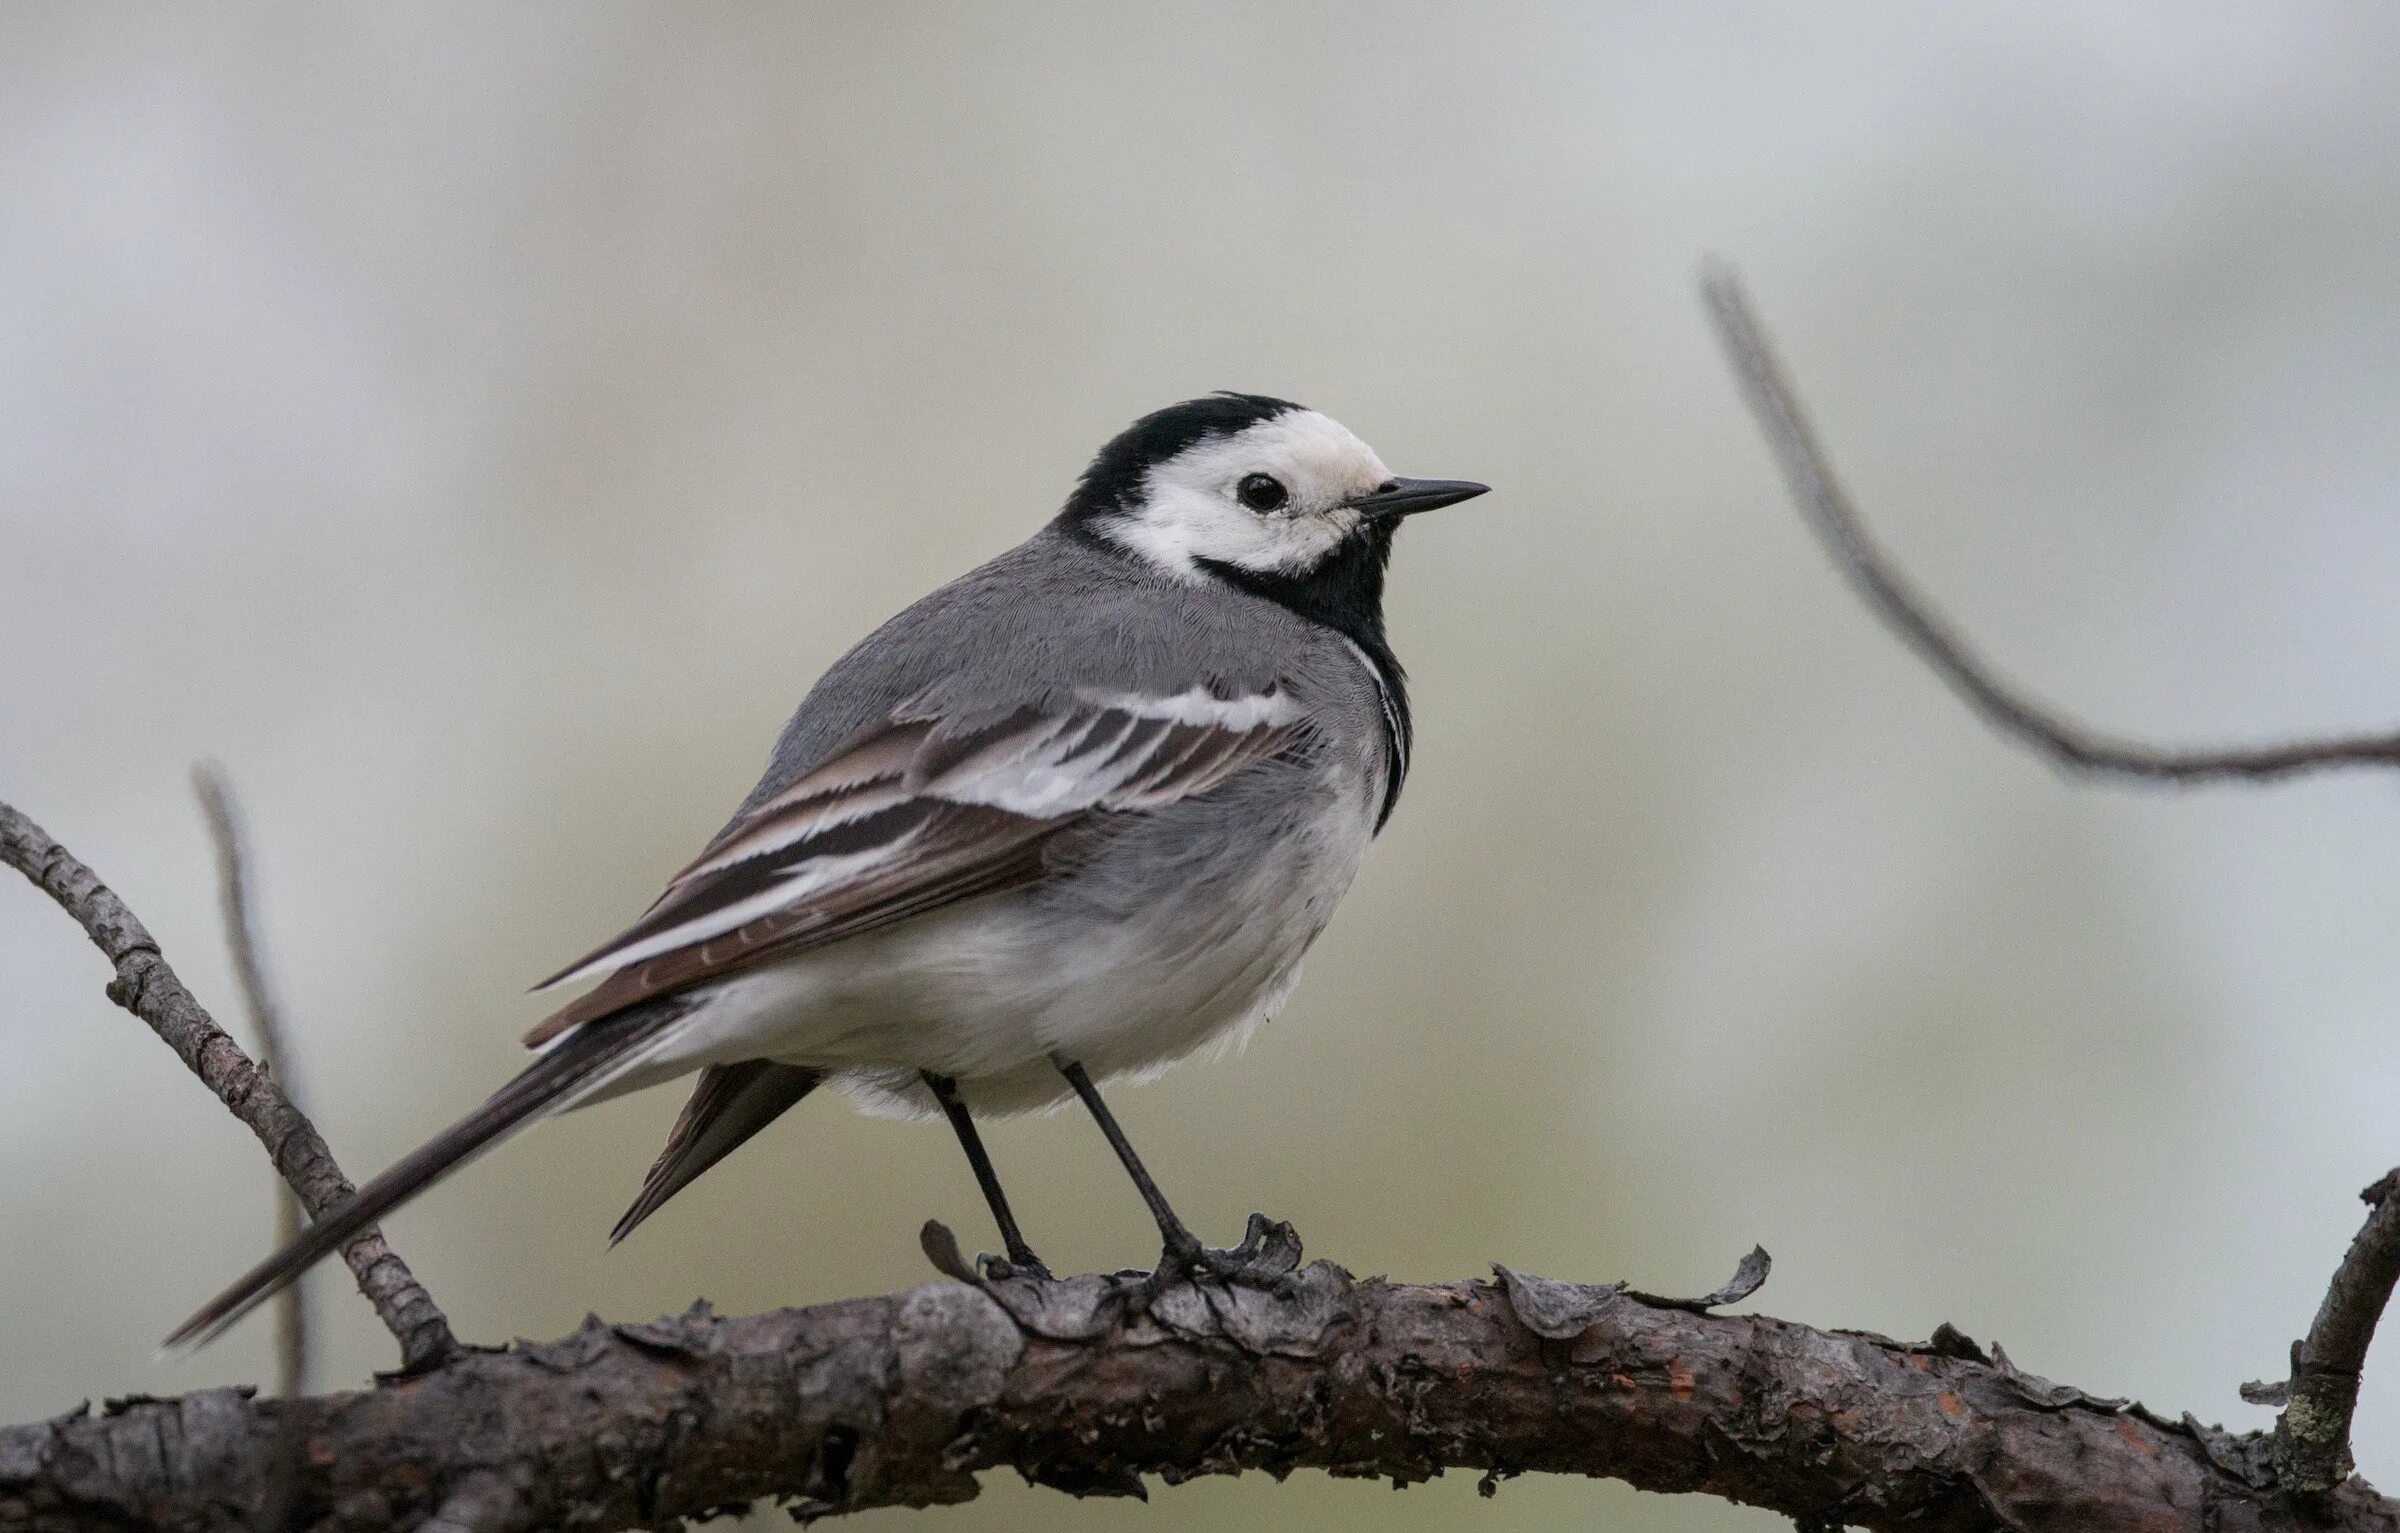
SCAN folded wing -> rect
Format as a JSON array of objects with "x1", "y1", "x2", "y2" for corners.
[{"x1": 526, "y1": 687, "x2": 1309, "y2": 1045}]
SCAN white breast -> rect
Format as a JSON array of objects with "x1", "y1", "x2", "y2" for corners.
[{"x1": 616, "y1": 765, "x2": 1380, "y2": 1119}]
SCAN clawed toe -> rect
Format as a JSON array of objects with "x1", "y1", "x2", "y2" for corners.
[{"x1": 1152, "y1": 1213, "x2": 1304, "y2": 1287}]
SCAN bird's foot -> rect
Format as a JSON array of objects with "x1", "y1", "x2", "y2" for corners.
[{"x1": 1152, "y1": 1213, "x2": 1304, "y2": 1289}]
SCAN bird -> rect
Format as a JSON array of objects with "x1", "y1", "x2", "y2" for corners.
[{"x1": 169, "y1": 392, "x2": 1487, "y2": 1349}]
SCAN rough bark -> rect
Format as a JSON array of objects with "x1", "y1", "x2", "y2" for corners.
[{"x1": 2, "y1": 1261, "x2": 2391, "y2": 1532}]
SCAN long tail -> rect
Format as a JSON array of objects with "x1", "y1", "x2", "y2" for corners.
[
  {"x1": 165, "y1": 1002, "x2": 688, "y2": 1352},
  {"x1": 609, "y1": 1060, "x2": 824, "y2": 1246}
]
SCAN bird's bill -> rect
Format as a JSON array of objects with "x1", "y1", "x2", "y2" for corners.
[{"x1": 1347, "y1": 477, "x2": 1490, "y2": 520}]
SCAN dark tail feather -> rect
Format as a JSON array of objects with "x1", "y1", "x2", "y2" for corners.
[
  {"x1": 610, "y1": 1060, "x2": 823, "y2": 1246},
  {"x1": 165, "y1": 1004, "x2": 686, "y2": 1353}
]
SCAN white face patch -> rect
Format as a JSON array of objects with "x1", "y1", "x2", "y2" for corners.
[{"x1": 1096, "y1": 410, "x2": 1395, "y2": 579}]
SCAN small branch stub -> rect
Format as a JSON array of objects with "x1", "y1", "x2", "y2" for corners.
[{"x1": 2273, "y1": 1170, "x2": 2400, "y2": 1496}]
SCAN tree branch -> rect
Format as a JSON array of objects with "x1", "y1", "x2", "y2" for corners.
[
  {"x1": 0, "y1": 799, "x2": 456, "y2": 1373},
  {"x1": 2253, "y1": 1171, "x2": 2400, "y2": 1496},
  {"x1": 2, "y1": 1249, "x2": 2392, "y2": 1533},
  {"x1": 1699, "y1": 259, "x2": 2400, "y2": 782},
  {"x1": 191, "y1": 763, "x2": 312, "y2": 1399}
]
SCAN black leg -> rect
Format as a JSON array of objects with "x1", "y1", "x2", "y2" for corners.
[
  {"x1": 921, "y1": 1072, "x2": 1047, "y2": 1277},
  {"x1": 1052, "y1": 1055, "x2": 1207, "y2": 1266}
]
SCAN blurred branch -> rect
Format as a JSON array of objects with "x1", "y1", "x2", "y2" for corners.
[
  {"x1": 5, "y1": 1238, "x2": 2394, "y2": 1532},
  {"x1": 192, "y1": 762, "x2": 310, "y2": 1399},
  {"x1": 2250, "y1": 1171, "x2": 2400, "y2": 1497},
  {"x1": 1700, "y1": 260, "x2": 2400, "y2": 782},
  {"x1": 0, "y1": 798, "x2": 456, "y2": 1373}
]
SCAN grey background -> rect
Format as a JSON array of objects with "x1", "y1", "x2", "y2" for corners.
[{"x1": 4, "y1": 5, "x2": 2397, "y2": 1528}]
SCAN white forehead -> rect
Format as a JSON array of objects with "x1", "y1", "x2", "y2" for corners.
[{"x1": 1147, "y1": 409, "x2": 1391, "y2": 504}]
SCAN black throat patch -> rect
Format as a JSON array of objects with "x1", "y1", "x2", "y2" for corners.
[{"x1": 1196, "y1": 521, "x2": 1411, "y2": 831}]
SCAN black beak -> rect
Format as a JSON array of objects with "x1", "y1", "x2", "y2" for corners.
[{"x1": 1348, "y1": 477, "x2": 1490, "y2": 520}]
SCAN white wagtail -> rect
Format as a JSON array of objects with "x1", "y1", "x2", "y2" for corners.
[{"x1": 171, "y1": 393, "x2": 1486, "y2": 1347}]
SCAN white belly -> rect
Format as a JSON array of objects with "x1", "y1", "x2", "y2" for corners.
[{"x1": 612, "y1": 784, "x2": 1376, "y2": 1119}]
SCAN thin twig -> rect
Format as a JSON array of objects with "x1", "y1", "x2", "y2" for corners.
[
  {"x1": 0, "y1": 797, "x2": 457, "y2": 1372},
  {"x1": 193, "y1": 762, "x2": 310, "y2": 1398},
  {"x1": 2273, "y1": 1170, "x2": 2400, "y2": 1495},
  {"x1": 1700, "y1": 259, "x2": 2400, "y2": 782}
]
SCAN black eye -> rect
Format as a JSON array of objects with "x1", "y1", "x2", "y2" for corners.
[{"x1": 1236, "y1": 473, "x2": 1288, "y2": 512}]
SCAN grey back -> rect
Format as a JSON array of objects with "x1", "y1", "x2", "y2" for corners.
[{"x1": 732, "y1": 527, "x2": 1390, "y2": 825}]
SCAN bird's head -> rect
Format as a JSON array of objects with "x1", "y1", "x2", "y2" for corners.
[{"x1": 1060, "y1": 394, "x2": 1487, "y2": 589}]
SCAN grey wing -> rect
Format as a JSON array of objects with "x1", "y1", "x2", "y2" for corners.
[
  {"x1": 524, "y1": 685, "x2": 1313, "y2": 1045},
  {"x1": 730, "y1": 527, "x2": 1310, "y2": 820}
]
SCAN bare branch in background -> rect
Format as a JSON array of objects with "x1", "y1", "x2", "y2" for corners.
[
  {"x1": 0, "y1": 799, "x2": 456, "y2": 1373},
  {"x1": 192, "y1": 762, "x2": 310, "y2": 1399},
  {"x1": 2252, "y1": 1172, "x2": 2400, "y2": 1496},
  {"x1": 1699, "y1": 260, "x2": 2400, "y2": 783}
]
